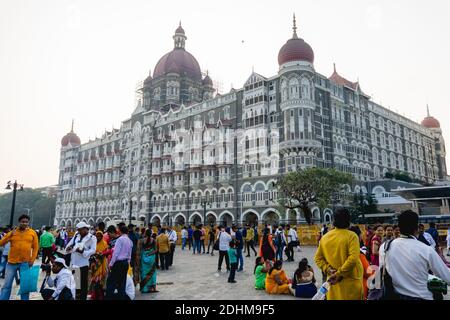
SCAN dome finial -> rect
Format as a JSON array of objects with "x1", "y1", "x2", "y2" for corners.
[
  {"x1": 333, "y1": 63, "x2": 336, "y2": 73},
  {"x1": 174, "y1": 22, "x2": 187, "y2": 49},
  {"x1": 71, "y1": 119, "x2": 74, "y2": 133},
  {"x1": 427, "y1": 104, "x2": 430, "y2": 117},
  {"x1": 292, "y1": 13, "x2": 298, "y2": 39}
]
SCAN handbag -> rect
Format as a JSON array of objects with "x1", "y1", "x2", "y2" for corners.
[
  {"x1": 213, "y1": 232, "x2": 221, "y2": 251},
  {"x1": 18, "y1": 265, "x2": 40, "y2": 295},
  {"x1": 367, "y1": 239, "x2": 399, "y2": 300}
]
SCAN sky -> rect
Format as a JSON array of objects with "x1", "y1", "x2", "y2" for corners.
[{"x1": 0, "y1": 0, "x2": 449, "y2": 190}]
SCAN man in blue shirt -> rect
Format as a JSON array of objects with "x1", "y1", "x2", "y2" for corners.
[
  {"x1": 232, "y1": 225, "x2": 244, "y2": 271},
  {"x1": 187, "y1": 225, "x2": 194, "y2": 251},
  {"x1": 427, "y1": 223, "x2": 439, "y2": 248}
]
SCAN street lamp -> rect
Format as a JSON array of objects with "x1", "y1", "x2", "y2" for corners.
[
  {"x1": 24, "y1": 208, "x2": 32, "y2": 227},
  {"x1": 202, "y1": 197, "x2": 210, "y2": 226},
  {"x1": 5, "y1": 180, "x2": 24, "y2": 227}
]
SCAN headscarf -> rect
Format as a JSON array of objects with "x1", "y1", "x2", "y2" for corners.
[{"x1": 95, "y1": 231, "x2": 108, "y2": 253}]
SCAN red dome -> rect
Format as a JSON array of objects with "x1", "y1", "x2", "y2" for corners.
[
  {"x1": 278, "y1": 37, "x2": 314, "y2": 65},
  {"x1": 153, "y1": 48, "x2": 202, "y2": 80},
  {"x1": 421, "y1": 116, "x2": 440, "y2": 128},
  {"x1": 61, "y1": 132, "x2": 80, "y2": 146}
]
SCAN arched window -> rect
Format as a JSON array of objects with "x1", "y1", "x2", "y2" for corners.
[
  {"x1": 301, "y1": 78, "x2": 311, "y2": 99},
  {"x1": 372, "y1": 147, "x2": 379, "y2": 164},
  {"x1": 289, "y1": 78, "x2": 299, "y2": 99},
  {"x1": 281, "y1": 79, "x2": 288, "y2": 102}
]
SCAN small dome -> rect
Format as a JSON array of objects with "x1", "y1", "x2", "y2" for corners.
[
  {"x1": 175, "y1": 25, "x2": 185, "y2": 34},
  {"x1": 421, "y1": 116, "x2": 440, "y2": 129},
  {"x1": 61, "y1": 132, "x2": 80, "y2": 147},
  {"x1": 144, "y1": 71, "x2": 152, "y2": 85},
  {"x1": 278, "y1": 37, "x2": 314, "y2": 65},
  {"x1": 202, "y1": 74, "x2": 213, "y2": 86}
]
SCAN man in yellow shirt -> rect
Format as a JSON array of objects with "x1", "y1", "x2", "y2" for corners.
[
  {"x1": 314, "y1": 208, "x2": 364, "y2": 300},
  {"x1": 0, "y1": 214, "x2": 39, "y2": 300},
  {"x1": 245, "y1": 225, "x2": 257, "y2": 257},
  {"x1": 156, "y1": 228, "x2": 170, "y2": 270}
]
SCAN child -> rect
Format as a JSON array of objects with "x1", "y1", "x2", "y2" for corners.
[{"x1": 227, "y1": 240, "x2": 238, "y2": 283}]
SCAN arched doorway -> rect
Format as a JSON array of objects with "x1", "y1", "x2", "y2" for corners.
[
  {"x1": 191, "y1": 214, "x2": 202, "y2": 227},
  {"x1": 151, "y1": 216, "x2": 161, "y2": 227},
  {"x1": 263, "y1": 211, "x2": 279, "y2": 225},
  {"x1": 220, "y1": 212, "x2": 233, "y2": 227},
  {"x1": 175, "y1": 214, "x2": 186, "y2": 226},
  {"x1": 206, "y1": 213, "x2": 217, "y2": 226},
  {"x1": 245, "y1": 212, "x2": 258, "y2": 226},
  {"x1": 286, "y1": 209, "x2": 297, "y2": 224}
]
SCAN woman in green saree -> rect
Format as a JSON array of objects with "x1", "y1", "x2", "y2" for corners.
[{"x1": 134, "y1": 229, "x2": 158, "y2": 293}]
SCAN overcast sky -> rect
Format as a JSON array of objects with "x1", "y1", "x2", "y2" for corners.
[{"x1": 0, "y1": 0, "x2": 449, "y2": 189}]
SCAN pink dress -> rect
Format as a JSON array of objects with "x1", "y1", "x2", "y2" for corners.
[{"x1": 370, "y1": 235, "x2": 381, "y2": 266}]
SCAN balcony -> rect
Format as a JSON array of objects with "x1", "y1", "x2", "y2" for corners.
[
  {"x1": 152, "y1": 168, "x2": 161, "y2": 175},
  {"x1": 279, "y1": 139, "x2": 321, "y2": 152},
  {"x1": 204, "y1": 176, "x2": 215, "y2": 185}
]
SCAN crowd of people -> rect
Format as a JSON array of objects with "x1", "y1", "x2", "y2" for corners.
[{"x1": 1, "y1": 208, "x2": 450, "y2": 300}]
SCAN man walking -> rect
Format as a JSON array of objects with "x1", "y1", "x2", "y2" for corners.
[
  {"x1": 274, "y1": 225, "x2": 287, "y2": 261},
  {"x1": 0, "y1": 215, "x2": 39, "y2": 300},
  {"x1": 286, "y1": 225, "x2": 298, "y2": 262},
  {"x1": 40, "y1": 226, "x2": 55, "y2": 265},
  {"x1": 245, "y1": 225, "x2": 257, "y2": 257},
  {"x1": 106, "y1": 225, "x2": 132, "y2": 300},
  {"x1": 232, "y1": 225, "x2": 244, "y2": 271},
  {"x1": 167, "y1": 226, "x2": 178, "y2": 267},
  {"x1": 187, "y1": 225, "x2": 193, "y2": 250},
  {"x1": 181, "y1": 226, "x2": 188, "y2": 250}
]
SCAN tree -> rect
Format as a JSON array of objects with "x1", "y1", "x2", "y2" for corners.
[
  {"x1": 350, "y1": 191, "x2": 378, "y2": 223},
  {"x1": 0, "y1": 188, "x2": 55, "y2": 228},
  {"x1": 276, "y1": 167, "x2": 353, "y2": 225}
]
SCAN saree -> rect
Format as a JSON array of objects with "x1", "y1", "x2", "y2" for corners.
[
  {"x1": 138, "y1": 238, "x2": 158, "y2": 293},
  {"x1": 89, "y1": 232, "x2": 108, "y2": 300},
  {"x1": 265, "y1": 269, "x2": 290, "y2": 294}
]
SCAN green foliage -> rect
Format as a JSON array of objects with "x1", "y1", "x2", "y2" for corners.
[
  {"x1": 276, "y1": 167, "x2": 353, "y2": 225},
  {"x1": 350, "y1": 192, "x2": 378, "y2": 223},
  {"x1": 0, "y1": 188, "x2": 55, "y2": 229}
]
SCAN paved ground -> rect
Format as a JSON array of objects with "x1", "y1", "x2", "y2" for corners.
[{"x1": 1, "y1": 245, "x2": 449, "y2": 300}]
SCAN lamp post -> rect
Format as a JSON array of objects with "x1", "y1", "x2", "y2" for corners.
[
  {"x1": 202, "y1": 197, "x2": 210, "y2": 226},
  {"x1": 5, "y1": 181, "x2": 24, "y2": 227},
  {"x1": 24, "y1": 208, "x2": 32, "y2": 227},
  {"x1": 129, "y1": 199, "x2": 133, "y2": 225}
]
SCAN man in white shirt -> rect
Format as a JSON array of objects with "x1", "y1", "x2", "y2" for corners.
[
  {"x1": 418, "y1": 224, "x2": 436, "y2": 249},
  {"x1": 286, "y1": 225, "x2": 298, "y2": 262},
  {"x1": 41, "y1": 258, "x2": 76, "y2": 300},
  {"x1": 379, "y1": 210, "x2": 450, "y2": 300},
  {"x1": 181, "y1": 227, "x2": 188, "y2": 251},
  {"x1": 65, "y1": 222, "x2": 97, "y2": 300},
  {"x1": 167, "y1": 226, "x2": 178, "y2": 267},
  {"x1": 217, "y1": 226, "x2": 232, "y2": 272}
]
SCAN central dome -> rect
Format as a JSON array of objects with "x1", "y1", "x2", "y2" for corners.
[
  {"x1": 154, "y1": 49, "x2": 202, "y2": 80},
  {"x1": 153, "y1": 24, "x2": 202, "y2": 81},
  {"x1": 278, "y1": 14, "x2": 314, "y2": 65}
]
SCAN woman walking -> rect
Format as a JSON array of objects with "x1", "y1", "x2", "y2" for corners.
[
  {"x1": 135, "y1": 229, "x2": 158, "y2": 293},
  {"x1": 259, "y1": 228, "x2": 276, "y2": 262}
]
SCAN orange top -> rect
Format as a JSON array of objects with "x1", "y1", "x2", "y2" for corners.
[{"x1": 0, "y1": 228, "x2": 39, "y2": 264}]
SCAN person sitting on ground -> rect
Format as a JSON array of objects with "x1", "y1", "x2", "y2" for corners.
[
  {"x1": 41, "y1": 257, "x2": 76, "y2": 300},
  {"x1": 254, "y1": 257, "x2": 270, "y2": 290},
  {"x1": 265, "y1": 260, "x2": 290, "y2": 294},
  {"x1": 289, "y1": 258, "x2": 317, "y2": 298}
]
